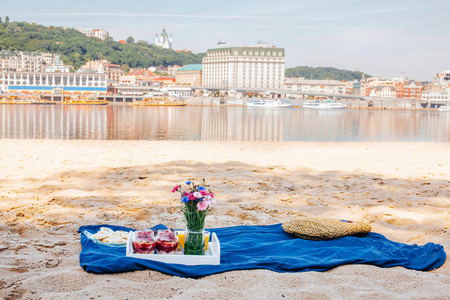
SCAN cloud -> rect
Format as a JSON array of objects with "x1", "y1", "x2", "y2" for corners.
[{"x1": 8, "y1": 13, "x2": 297, "y2": 20}]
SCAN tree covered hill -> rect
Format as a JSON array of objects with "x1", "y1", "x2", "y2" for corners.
[
  {"x1": 285, "y1": 66, "x2": 370, "y2": 81},
  {"x1": 0, "y1": 20, "x2": 204, "y2": 69}
]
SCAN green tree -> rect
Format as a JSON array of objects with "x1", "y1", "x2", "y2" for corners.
[
  {"x1": 5, "y1": 16, "x2": 9, "y2": 24},
  {"x1": 120, "y1": 63, "x2": 130, "y2": 73},
  {"x1": 126, "y1": 36, "x2": 135, "y2": 44}
]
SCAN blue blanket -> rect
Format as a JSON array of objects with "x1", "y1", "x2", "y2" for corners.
[{"x1": 78, "y1": 224, "x2": 446, "y2": 278}]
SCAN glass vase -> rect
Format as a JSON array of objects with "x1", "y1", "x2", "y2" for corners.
[{"x1": 184, "y1": 229, "x2": 206, "y2": 255}]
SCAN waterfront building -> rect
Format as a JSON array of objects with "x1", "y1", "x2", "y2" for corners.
[
  {"x1": 284, "y1": 78, "x2": 347, "y2": 95},
  {"x1": 370, "y1": 86, "x2": 396, "y2": 98},
  {"x1": 176, "y1": 64, "x2": 203, "y2": 86},
  {"x1": 202, "y1": 43, "x2": 285, "y2": 89},
  {"x1": 119, "y1": 69, "x2": 156, "y2": 85},
  {"x1": 361, "y1": 77, "x2": 396, "y2": 97},
  {"x1": 0, "y1": 71, "x2": 107, "y2": 94},
  {"x1": 435, "y1": 69, "x2": 450, "y2": 89},
  {"x1": 422, "y1": 91, "x2": 450, "y2": 103},
  {"x1": 0, "y1": 51, "x2": 54, "y2": 72},
  {"x1": 162, "y1": 86, "x2": 193, "y2": 97},
  {"x1": 394, "y1": 80, "x2": 422, "y2": 99},
  {"x1": 155, "y1": 27, "x2": 173, "y2": 49},
  {"x1": 78, "y1": 28, "x2": 110, "y2": 41}
]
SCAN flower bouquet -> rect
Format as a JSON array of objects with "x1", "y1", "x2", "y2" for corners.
[{"x1": 172, "y1": 179, "x2": 215, "y2": 255}]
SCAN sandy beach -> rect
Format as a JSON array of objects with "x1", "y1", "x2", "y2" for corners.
[{"x1": 0, "y1": 140, "x2": 449, "y2": 299}]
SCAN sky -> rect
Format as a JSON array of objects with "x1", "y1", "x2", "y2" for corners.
[{"x1": 2, "y1": 0, "x2": 449, "y2": 80}]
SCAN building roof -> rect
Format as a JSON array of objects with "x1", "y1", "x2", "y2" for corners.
[
  {"x1": 177, "y1": 64, "x2": 203, "y2": 72},
  {"x1": 127, "y1": 69, "x2": 155, "y2": 76},
  {"x1": 207, "y1": 46, "x2": 284, "y2": 56}
]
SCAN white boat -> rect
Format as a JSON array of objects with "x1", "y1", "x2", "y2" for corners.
[
  {"x1": 246, "y1": 99, "x2": 291, "y2": 108},
  {"x1": 438, "y1": 105, "x2": 450, "y2": 111},
  {"x1": 302, "y1": 99, "x2": 347, "y2": 110}
]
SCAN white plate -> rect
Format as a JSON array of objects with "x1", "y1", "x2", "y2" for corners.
[{"x1": 83, "y1": 230, "x2": 128, "y2": 247}]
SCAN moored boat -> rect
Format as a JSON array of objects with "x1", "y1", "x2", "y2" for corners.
[
  {"x1": 302, "y1": 99, "x2": 346, "y2": 109},
  {"x1": 246, "y1": 99, "x2": 291, "y2": 108},
  {"x1": 131, "y1": 96, "x2": 186, "y2": 106},
  {"x1": 437, "y1": 105, "x2": 450, "y2": 111},
  {"x1": 0, "y1": 95, "x2": 55, "y2": 105},
  {"x1": 64, "y1": 95, "x2": 108, "y2": 105}
]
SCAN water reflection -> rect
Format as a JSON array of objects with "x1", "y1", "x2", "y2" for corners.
[{"x1": 0, "y1": 105, "x2": 449, "y2": 142}]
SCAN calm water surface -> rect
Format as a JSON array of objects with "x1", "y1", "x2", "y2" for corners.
[{"x1": 0, "y1": 105, "x2": 449, "y2": 142}]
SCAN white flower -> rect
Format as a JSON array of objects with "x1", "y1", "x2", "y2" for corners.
[{"x1": 193, "y1": 192, "x2": 203, "y2": 198}]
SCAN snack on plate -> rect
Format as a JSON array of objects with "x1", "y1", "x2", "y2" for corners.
[
  {"x1": 91, "y1": 227, "x2": 130, "y2": 244},
  {"x1": 156, "y1": 229, "x2": 179, "y2": 254},
  {"x1": 132, "y1": 230, "x2": 156, "y2": 254}
]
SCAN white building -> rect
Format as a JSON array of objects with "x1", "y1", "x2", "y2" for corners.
[
  {"x1": 422, "y1": 91, "x2": 450, "y2": 103},
  {"x1": 78, "y1": 28, "x2": 94, "y2": 37},
  {"x1": 284, "y1": 78, "x2": 347, "y2": 95},
  {"x1": 0, "y1": 51, "x2": 54, "y2": 72},
  {"x1": 155, "y1": 27, "x2": 173, "y2": 49},
  {"x1": 0, "y1": 71, "x2": 107, "y2": 93},
  {"x1": 45, "y1": 55, "x2": 70, "y2": 73},
  {"x1": 370, "y1": 86, "x2": 396, "y2": 98},
  {"x1": 93, "y1": 29, "x2": 109, "y2": 41},
  {"x1": 78, "y1": 28, "x2": 110, "y2": 40},
  {"x1": 202, "y1": 44, "x2": 285, "y2": 89},
  {"x1": 435, "y1": 69, "x2": 450, "y2": 89}
]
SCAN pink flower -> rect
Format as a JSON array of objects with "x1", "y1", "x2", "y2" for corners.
[
  {"x1": 172, "y1": 185, "x2": 180, "y2": 193},
  {"x1": 193, "y1": 192, "x2": 203, "y2": 198},
  {"x1": 188, "y1": 193, "x2": 196, "y2": 200},
  {"x1": 209, "y1": 192, "x2": 214, "y2": 198},
  {"x1": 205, "y1": 195, "x2": 215, "y2": 205},
  {"x1": 199, "y1": 190, "x2": 207, "y2": 196},
  {"x1": 197, "y1": 201, "x2": 209, "y2": 211}
]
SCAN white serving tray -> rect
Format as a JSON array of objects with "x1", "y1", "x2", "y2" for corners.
[{"x1": 125, "y1": 232, "x2": 221, "y2": 265}]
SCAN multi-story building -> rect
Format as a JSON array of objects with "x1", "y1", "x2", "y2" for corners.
[
  {"x1": 395, "y1": 80, "x2": 422, "y2": 99},
  {"x1": 119, "y1": 69, "x2": 156, "y2": 85},
  {"x1": 370, "y1": 86, "x2": 396, "y2": 98},
  {"x1": 435, "y1": 69, "x2": 450, "y2": 89},
  {"x1": 78, "y1": 28, "x2": 94, "y2": 37},
  {"x1": 0, "y1": 51, "x2": 54, "y2": 72},
  {"x1": 167, "y1": 65, "x2": 181, "y2": 77},
  {"x1": 202, "y1": 43, "x2": 285, "y2": 89},
  {"x1": 361, "y1": 77, "x2": 396, "y2": 96},
  {"x1": 78, "y1": 28, "x2": 110, "y2": 40},
  {"x1": 45, "y1": 55, "x2": 70, "y2": 73},
  {"x1": 176, "y1": 64, "x2": 202, "y2": 86},
  {"x1": 155, "y1": 27, "x2": 173, "y2": 49},
  {"x1": 284, "y1": 78, "x2": 347, "y2": 95},
  {"x1": 422, "y1": 91, "x2": 450, "y2": 103},
  {"x1": 78, "y1": 59, "x2": 125, "y2": 82},
  {"x1": 0, "y1": 71, "x2": 107, "y2": 94}
]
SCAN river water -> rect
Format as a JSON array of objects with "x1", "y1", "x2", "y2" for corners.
[{"x1": 0, "y1": 105, "x2": 449, "y2": 142}]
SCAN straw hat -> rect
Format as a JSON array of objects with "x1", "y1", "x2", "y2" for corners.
[{"x1": 282, "y1": 216, "x2": 372, "y2": 240}]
